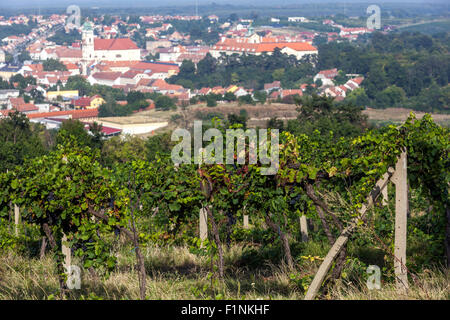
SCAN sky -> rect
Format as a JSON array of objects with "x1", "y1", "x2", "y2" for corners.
[{"x1": 0, "y1": 0, "x2": 444, "y2": 9}]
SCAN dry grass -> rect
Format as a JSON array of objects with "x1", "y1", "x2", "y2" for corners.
[
  {"x1": 363, "y1": 108, "x2": 450, "y2": 124},
  {"x1": 98, "y1": 104, "x2": 450, "y2": 134},
  {"x1": 329, "y1": 268, "x2": 449, "y2": 300},
  {"x1": 0, "y1": 245, "x2": 447, "y2": 300}
]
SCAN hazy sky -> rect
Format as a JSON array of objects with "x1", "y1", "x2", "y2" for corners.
[{"x1": 0, "y1": 0, "x2": 445, "y2": 9}]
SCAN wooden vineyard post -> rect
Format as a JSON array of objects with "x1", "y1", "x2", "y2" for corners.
[
  {"x1": 62, "y1": 234, "x2": 71, "y2": 272},
  {"x1": 243, "y1": 215, "x2": 249, "y2": 229},
  {"x1": 300, "y1": 215, "x2": 309, "y2": 242},
  {"x1": 391, "y1": 150, "x2": 409, "y2": 291},
  {"x1": 14, "y1": 205, "x2": 20, "y2": 236},
  {"x1": 198, "y1": 149, "x2": 208, "y2": 245},
  {"x1": 199, "y1": 207, "x2": 208, "y2": 243},
  {"x1": 382, "y1": 183, "x2": 388, "y2": 206},
  {"x1": 304, "y1": 168, "x2": 395, "y2": 300}
]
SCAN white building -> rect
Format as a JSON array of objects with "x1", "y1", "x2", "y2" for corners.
[
  {"x1": 211, "y1": 37, "x2": 318, "y2": 60},
  {"x1": 0, "y1": 49, "x2": 5, "y2": 63},
  {"x1": 288, "y1": 17, "x2": 309, "y2": 23}
]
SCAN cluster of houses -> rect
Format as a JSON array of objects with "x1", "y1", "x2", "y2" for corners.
[
  {"x1": 322, "y1": 19, "x2": 374, "y2": 41},
  {"x1": 313, "y1": 68, "x2": 365, "y2": 100},
  {"x1": 1, "y1": 14, "x2": 66, "y2": 54}
]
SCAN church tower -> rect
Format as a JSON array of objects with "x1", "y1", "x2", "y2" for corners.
[{"x1": 82, "y1": 21, "x2": 95, "y2": 61}]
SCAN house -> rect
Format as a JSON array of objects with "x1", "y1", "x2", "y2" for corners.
[
  {"x1": 280, "y1": 89, "x2": 303, "y2": 99},
  {"x1": 288, "y1": 17, "x2": 309, "y2": 23},
  {"x1": 7, "y1": 97, "x2": 39, "y2": 113},
  {"x1": 146, "y1": 40, "x2": 172, "y2": 54},
  {"x1": 234, "y1": 87, "x2": 250, "y2": 98},
  {"x1": 197, "y1": 87, "x2": 211, "y2": 96},
  {"x1": 208, "y1": 15, "x2": 219, "y2": 22},
  {"x1": 0, "y1": 65, "x2": 21, "y2": 81},
  {"x1": 148, "y1": 79, "x2": 185, "y2": 95},
  {"x1": 87, "y1": 72, "x2": 122, "y2": 86},
  {"x1": 55, "y1": 47, "x2": 82, "y2": 63},
  {"x1": 344, "y1": 77, "x2": 364, "y2": 90},
  {"x1": 63, "y1": 62, "x2": 80, "y2": 76},
  {"x1": 0, "y1": 49, "x2": 5, "y2": 63},
  {"x1": 314, "y1": 68, "x2": 339, "y2": 87},
  {"x1": 2, "y1": 35, "x2": 21, "y2": 45},
  {"x1": 0, "y1": 89, "x2": 20, "y2": 104},
  {"x1": 339, "y1": 27, "x2": 371, "y2": 37},
  {"x1": 264, "y1": 81, "x2": 281, "y2": 93},
  {"x1": 71, "y1": 95, "x2": 106, "y2": 109},
  {"x1": 131, "y1": 61, "x2": 179, "y2": 78}
]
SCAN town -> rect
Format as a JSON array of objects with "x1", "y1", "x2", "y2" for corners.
[{"x1": 0, "y1": 11, "x2": 381, "y2": 136}]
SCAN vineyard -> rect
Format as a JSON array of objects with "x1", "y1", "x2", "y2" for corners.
[{"x1": 0, "y1": 113, "x2": 448, "y2": 300}]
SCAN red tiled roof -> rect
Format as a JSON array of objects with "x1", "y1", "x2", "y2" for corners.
[
  {"x1": 264, "y1": 81, "x2": 281, "y2": 90},
  {"x1": 213, "y1": 38, "x2": 317, "y2": 54},
  {"x1": 131, "y1": 62, "x2": 179, "y2": 74},
  {"x1": 150, "y1": 79, "x2": 183, "y2": 91},
  {"x1": 9, "y1": 97, "x2": 25, "y2": 107},
  {"x1": 91, "y1": 72, "x2": 122, "y2": 81},
  {"x1": 282, "y1": 89, "x2": 303, "y2": 97},
  {"x1": 351, "y1": 77, "x2": 364, "y2": 85},
  {"x1": 16, "y1": 103, "x2": 39, "y2": 112},
  {"x1": 27, "y1": 109, "x2": 98, "y2": 120},
  {"x1": 55, "y1": 48, "x2": 82, "y2": 58},
  {"x1": 318, "y1": 68, "x2": 338, "y2": 77},
  {"x1": 94, "y1": 38, "x2": 139, "y2": 51},
  {"x1": 72, "y1": 97, "x2": 91, "y2": 107}
]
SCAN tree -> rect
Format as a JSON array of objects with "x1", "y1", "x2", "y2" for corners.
[
  {"x1": 56, "y1": 119, "x2": 103, "y2": 150},
  {"x1": 206, "y1": 95, "x2": 217, "y2": 107},
  {"x1": 0, "y1": 111, "x2": 46, "y2": 172},
  {"x1": 145, "y1": 132, "x2": 174, "y2": 161},
  {"x1": 155, "y1": 95, "x2": 176, "y2": 111},
  {"x1": 227, "y1": 109, "x2": 248, "y2": 128},
  {"x1": 17, "y1": 51, "x2": 31, "y2": 63},
  {"x1": 345, "y1": 88, "x2": 370, "y2": 107},
  {"x1": 65, "y1": 76, "x2": 91, "y2": 97},
  {"x1": 43, "y1": 59, "x2": 68, "y2": 72},
  {"x1": 375, "y1": 85, "x2": 406, "y2": 108},
  {"x1": 292, "y1": 95, "x2": 367, "y2": 139},
  {"x1": 224, "y1": 92, "x2": 237, "y2": 102},
  {"x1": 253, "y1": 91, "x2": 267, "y2": 104}
]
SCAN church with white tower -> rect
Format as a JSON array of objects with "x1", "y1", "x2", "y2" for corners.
[{"x1": 81, "y1": 21, "x2": 141, "y2": 74}]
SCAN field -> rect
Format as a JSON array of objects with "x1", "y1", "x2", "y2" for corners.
[
  {"x1": 99, "y1": 103, "x2": 450, "y2": 134},
  {"x1": 396, "y1": 20, "x2": 450, "y2": 35}
]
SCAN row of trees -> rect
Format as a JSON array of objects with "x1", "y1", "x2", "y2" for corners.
[{"x1": 169, "y1": 50, "x2": 316, "y2": 91}]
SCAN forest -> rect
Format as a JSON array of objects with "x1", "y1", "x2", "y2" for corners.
[{"x1": 0, "y1": 96, "x2": 448, "y2": 300}]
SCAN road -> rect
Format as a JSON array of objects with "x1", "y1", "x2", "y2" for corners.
[{"x1": 11, "y1": 23, "x2": 65, "y2": 65}]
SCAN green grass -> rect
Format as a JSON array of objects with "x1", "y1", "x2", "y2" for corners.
[{"x1": 0, "y1": 242, "x2": 448, "y2": 300}]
